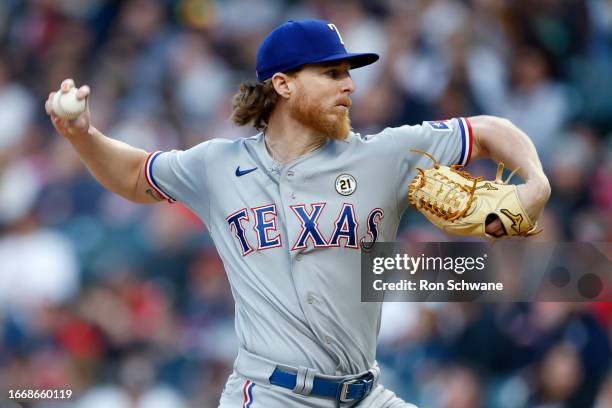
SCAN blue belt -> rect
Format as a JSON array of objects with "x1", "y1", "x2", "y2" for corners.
[{"x1": 269, "y1": 367, "x2": 375, "y2": 404}]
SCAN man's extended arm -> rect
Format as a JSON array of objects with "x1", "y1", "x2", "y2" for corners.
[
  {"x1": 469, "y1": 115, "x2": 551, "y2": 235},
  {"x1": 45, "y1": 79, "x2": 162, "y2": 204}
]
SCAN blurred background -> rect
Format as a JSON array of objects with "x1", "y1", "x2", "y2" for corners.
[{"x1": 0, "y1": 0, "x2": 611, "y2": 407}]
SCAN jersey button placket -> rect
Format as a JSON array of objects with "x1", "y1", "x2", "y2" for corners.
[{"x1": 286, "y1": 170, "x2": 296, "y2": 199}]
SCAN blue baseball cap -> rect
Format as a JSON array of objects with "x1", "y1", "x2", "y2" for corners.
[{"x1": 256, "y1": 19, "x2": 379, "y2": 82}]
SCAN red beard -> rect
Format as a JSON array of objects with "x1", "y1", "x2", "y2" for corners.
[{"x1": 289, "y1": 86, "x2": 351, "y2": 141}]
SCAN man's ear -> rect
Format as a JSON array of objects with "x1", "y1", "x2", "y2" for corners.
[{"x1": 271, "y1": 73, "x2": 294, "y2": 99}]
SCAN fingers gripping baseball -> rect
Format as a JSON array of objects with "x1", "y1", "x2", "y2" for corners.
[{"x1": 45, "y1": 78, "x2": 91, "y2": 138}]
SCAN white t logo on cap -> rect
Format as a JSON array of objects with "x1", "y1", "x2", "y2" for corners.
[{"x1": 327, "y1": 23, "x2": 345, "y2": 45}]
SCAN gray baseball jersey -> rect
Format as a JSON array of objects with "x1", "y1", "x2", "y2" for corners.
[{"x1": 145, "y1": 118, "x2": 472, "y2": 376}]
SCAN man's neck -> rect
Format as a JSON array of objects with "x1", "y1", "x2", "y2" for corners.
[{"x1": 264, "y1": 111, "x2": 327, "y2": 165}]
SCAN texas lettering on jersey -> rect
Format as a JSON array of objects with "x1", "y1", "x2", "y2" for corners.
[{"x1": 226, "y1": 203, "x2": 384, "y2": 256}]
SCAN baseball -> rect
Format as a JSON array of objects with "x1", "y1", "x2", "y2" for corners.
[{"x1": 52, "y1": 87, "x2": 86, "y2": 120}]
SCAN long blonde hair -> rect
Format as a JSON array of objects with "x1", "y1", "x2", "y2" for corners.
[{"x1": 230, "y1": 80, "x2": 279, "y2": 131}]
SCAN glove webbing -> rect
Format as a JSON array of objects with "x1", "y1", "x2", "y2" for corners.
[{"x1": 409, "y1": 149, "x2": 481, "y2": 221}]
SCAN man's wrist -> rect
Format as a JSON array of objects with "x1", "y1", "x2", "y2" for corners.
[{"x1": 63, "y1": 124, "x2": 90, "y2": 140}]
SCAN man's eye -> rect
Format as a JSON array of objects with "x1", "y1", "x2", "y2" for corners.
[{"x1": 326, "y1": 70, "x2": 338, "y2": 78}]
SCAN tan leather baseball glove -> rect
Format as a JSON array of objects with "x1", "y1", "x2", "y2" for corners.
[{"x1": 407, "y1": 150, "x2": 540, "y2": 239}]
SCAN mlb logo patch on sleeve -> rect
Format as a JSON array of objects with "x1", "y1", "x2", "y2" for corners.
[{"x1": 425, "y1": 120, "x2": 452, "y2": 131}]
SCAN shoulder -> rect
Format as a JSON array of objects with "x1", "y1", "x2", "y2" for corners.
[
  {"x1": 194, "y1": 134, "x2": 261, "y2": 155},
  {"x1": 158, "y1": 136, "x2": 257, "y2": 168},
  {"x1": 326, "y1": 129, "x2": 413, "y2": 158},
  {"x1": 348, "y1": 125, "x2": 422, "y2": 146},
  {"x1": 361, "y1": 119, "x2": 470, "y2": 144},
  {"x1": 366, "y1": 119, "x2": 466, "y2": 137}
]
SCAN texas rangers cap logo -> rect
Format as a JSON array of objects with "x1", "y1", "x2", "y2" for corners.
[{"x1": 335, "y1": 174, "x2": 357, "y2": 196}]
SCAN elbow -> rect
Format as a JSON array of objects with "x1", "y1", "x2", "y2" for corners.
[
  {"x1": 538, "y1": 175, "x2": 552, "y2": 201},
  {"x1": 544, "y1": 182, "x2": 552, "y2": 202}
]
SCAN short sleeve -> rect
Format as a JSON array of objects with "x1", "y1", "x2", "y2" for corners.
[
  {"x1": 380, "y1": 117, "x2": 473, "y2": 214},
  {"x1": 390, "y1": 117, "x2": 473, "y2": 167},
  {"x1": 144, "y1": 141, "x2": 211, "y2": 222}
]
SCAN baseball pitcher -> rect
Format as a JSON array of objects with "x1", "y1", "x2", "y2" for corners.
[{"x1": 46, "y1": 19, "x2": 550, "y2": 408}]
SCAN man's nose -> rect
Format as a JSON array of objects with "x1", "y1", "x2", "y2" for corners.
[{"x1": 341, "y1": 76, "x2": 355, "y2": 94}]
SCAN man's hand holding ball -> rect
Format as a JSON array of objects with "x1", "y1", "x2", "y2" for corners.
[{"x1": 45, "y1": 79, "x2": 91, "y2": 139}]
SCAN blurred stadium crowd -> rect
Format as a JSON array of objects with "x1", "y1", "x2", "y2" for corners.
[{"x1": 1, "y1": 0, "x2": 611, "y2": 407}]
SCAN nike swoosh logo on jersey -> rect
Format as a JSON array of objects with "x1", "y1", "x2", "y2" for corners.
[{"x1": 235, "y1": 166, "x2": 258, "y2": 177}]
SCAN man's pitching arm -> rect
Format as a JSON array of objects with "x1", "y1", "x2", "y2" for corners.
[
  {"x1": 469, "y1": 115, "x2": 551, "y2": 235},
  {"x1": 45, "y1": 79, "x2": 163, "y2": 204}
]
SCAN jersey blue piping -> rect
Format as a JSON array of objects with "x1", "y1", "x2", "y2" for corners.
[{"x1": 148, "y1": 152, "x2": 176, "y2": 202}]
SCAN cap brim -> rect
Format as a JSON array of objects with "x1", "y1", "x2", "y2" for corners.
[{"x1": 309, "y1": 52, "x2": 380, "y2": 69}]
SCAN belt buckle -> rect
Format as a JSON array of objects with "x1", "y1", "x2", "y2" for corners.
[{"x1": 338, "y1": 378, "x2": 361, "y2": 402}]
